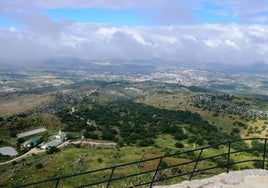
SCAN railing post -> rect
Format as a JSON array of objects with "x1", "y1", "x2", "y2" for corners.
[
  {"x1": 262, "y1": 139, "x2": 267, "y2": 169},
  {"x1": 55, "y1": 178, "x2": 60, "y2": 188},
  {"x1": 149, "y1": 157, "x2": 163, "y2": 188},
  {"x1": 226, "y1": 142, "x2": 231, "y2": 173},
  {"x1": 189, "y1": 149, "x2": 203, "y2": 180},
  {"x1": 106, "y1": 167, "x2": 115, "y2": 188}
]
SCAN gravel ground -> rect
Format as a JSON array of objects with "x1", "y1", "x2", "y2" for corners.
[{"x1": 154, "y1": 169, "x2": 268, "y2": 188}]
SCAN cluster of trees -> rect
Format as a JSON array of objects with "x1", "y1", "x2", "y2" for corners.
[{"x1": 57, "y1": 98, "x2": 243, "y2": 148}]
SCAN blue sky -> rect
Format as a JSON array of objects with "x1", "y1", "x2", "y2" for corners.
[
  {"x1": 1, "y1": 0, "x2": 268, "y2": 28},
  {"x1": 0, "y1": 0, "x2": 268, "y2": 65},
  {"x1": 43, "y1": 8, "x2": 148, "y2": 26}
]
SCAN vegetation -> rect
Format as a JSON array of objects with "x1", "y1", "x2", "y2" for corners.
[
  {"x1": 57, "y1": 99, "x2": 243, "y2": 149},
  {"x1": 0, "y1": 79, "x2": 267, "y2": 187}
]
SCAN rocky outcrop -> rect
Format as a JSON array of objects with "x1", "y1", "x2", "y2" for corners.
[
  {"x1": 192, "y1": 94, "x2": 268, "y2": 119},
  {"x1": 155, "y1": 169, "x2": 268, "y2": 188}
]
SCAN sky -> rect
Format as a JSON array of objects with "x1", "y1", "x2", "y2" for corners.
[{"x1": 1, "y1": 0, "x2": 268, "y2": 65}]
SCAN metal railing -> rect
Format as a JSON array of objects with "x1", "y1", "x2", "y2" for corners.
[{"x1": 14, "y1": 137, "x2": 268, "y2": 188}]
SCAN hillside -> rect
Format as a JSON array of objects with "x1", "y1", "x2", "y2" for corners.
[{"x1": 0, "y1": 80, "x2": 268, "y2": 187}]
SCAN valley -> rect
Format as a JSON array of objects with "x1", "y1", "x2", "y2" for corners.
[{"x1": 0, "y1": 62, "x2": 268, "y2": 187}]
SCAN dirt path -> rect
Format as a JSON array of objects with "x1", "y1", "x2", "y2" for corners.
[{"x1": 72, "y1": 140, "x2": 117, "y2": 147}]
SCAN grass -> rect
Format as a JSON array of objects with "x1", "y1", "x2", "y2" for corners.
[
  {"x1": 0, "y1": 94, "x2": 55, "y2": 118},
  {"x1": 1, "y1": 132, "x2": 268, "y2": 187},
  {"x1": 1, "y1": 145, "x2": 156, "y2": 187}
]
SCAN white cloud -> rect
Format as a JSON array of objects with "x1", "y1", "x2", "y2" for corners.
[
  {"x1": 204, "y1": 39, "x2": 222, "y2": 48},
  {"x1": 0, "y1": 0, "x2": 165, "y2": 12},
  {"x1": 1, "y1": 23, "x2": 268, "y2": 65}
]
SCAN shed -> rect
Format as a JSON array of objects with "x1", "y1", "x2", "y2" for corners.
[{"x1": 24, "y1": 136, "x2": 42, "y2": 148}]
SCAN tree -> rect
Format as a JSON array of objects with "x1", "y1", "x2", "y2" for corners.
[
  {"x1": 174, "y1": 133, "x2": 188, "y2": 140},
  {"x1": 159, "y1": 160, "x2": 168, "y2": 169},
  {"x1": 175, "y1": 142, "x2": 184, "y2": 149},
  {"x1": 138, "y1": 138, "x2": 155, "y2": 147},
  {"x1": 35, "y1": 163, "x2": 44, "y2": 169}
]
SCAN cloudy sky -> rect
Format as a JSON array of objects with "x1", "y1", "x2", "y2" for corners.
[{"x1": 1, "y1": 0, "x2": 268, "y2": 65}]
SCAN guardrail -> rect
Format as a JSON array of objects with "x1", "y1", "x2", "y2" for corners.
[{"x1": 14, "y1": 137, "x2": 268, "y2": 188}]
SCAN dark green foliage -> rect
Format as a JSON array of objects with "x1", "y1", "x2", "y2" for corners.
[
  {"x1": 231, "y1": 140, "x2": 248, "y2": 151},
  {"x1": 138, "y1": 138, "x2": 155, "y2": 147},
  {"x1": 253, "y1": 161, "x2": 263, "y2": 168},
  {"x1": 17, "y1": 138, "x2": 25, "y2": 144},
  {"x1": 97, "y1": 158, "x2": 103, "y2": 163},
  {"x1": 83, "y1": 131, "x2": 98, "y2": 139},
  {"x1": 174, "y1": 133, "x2": 188, "y2": 140},
  {"x1": 159, "y1": 160, "x2": 168, "y2": 169},
  {"x1": 57, "y1": 98, "x2": 240, "y2": 148},
  {"x1": 46, "y1": 146, "x2": 60, "y2": 154},
  {"x1": 186, "y1": 86, "x2": 208, "y2": 92},
  {"x1": 35, "y1": 163, "x2": 44, "y2": 169},
  {"x1": 101, "y1": 129, "x2": 116, "y2": 141},
  {"x1": 0, "y1": 153, "x2": 12, "y2": 162},
  {"x1": 231, "y1": 128, "x2": 240, "y2": 134},
  {"x1": 9, "y1": 132, "x2": 17, "y2": 138},
  {"x1": 233, "y1": 121, "x2": 247, "y2": 128},
  {"x1": 175, "y1": 142, "x2": 184, "y2": 148},
  {"x1": 251, "y1": 140, "x2": 265, "y2": 155}
]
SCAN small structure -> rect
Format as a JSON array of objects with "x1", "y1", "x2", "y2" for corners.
[
  {"x1": 41, "y1": 139, "x2": 62, "y2": 149},
  {"x1": 56, "y1": 130, "x2": 67, "y2": 141},
  {"x1": 41, "y1": 130, "x2": 67, "y2": 150},
  {"x1": 24, "y1": 136, "x2": 42, "y2": 148}
]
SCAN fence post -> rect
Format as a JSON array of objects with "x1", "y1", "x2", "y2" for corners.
[
  {"x1": 149, "y1": 157, "x2": 163, "y2": 188},
  {"x1": 226, "y1": 142, "x2": 231, "y2": 173},
  {"x1": 189, "y1": 149, "x2": 203, "y2": 180},
  {"x1": 106, "y1": 167, "x2": 115, "y2": 188},
  {"x1": 262, "y1": 139, "x2": 267, "y2": 169},
  {"x1": 55, "y1": 178, "x2": 60, "y2": 188}
]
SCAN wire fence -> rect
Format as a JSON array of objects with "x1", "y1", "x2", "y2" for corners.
[{"x1": 14, "y1": 137, "x2": 268, "y2": 188}]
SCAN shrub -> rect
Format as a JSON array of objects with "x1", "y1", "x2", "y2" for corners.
[
  {"x1": 175, "y1": 142, "x2": 184, "y2": 149},
  {"x1": 46, "y1": 146, "x2": 60, "y2": 154},
  {"x1": 35, "y1": 163, "x2": 44, "y2": 169}
]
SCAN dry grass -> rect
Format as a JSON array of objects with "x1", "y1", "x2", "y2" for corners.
[{"x1": 0, "y1": 94, "x2": 55, "y2": 117}]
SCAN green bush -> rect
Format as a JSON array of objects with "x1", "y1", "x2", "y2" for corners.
[{"x1": 35, "y1": 163, "x2": 44, "y2": 169}]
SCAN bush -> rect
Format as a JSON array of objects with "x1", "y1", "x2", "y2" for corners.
[
  {"x1": 97, "y1": 158, "x2": 103, "y2": 163},
  {"x1": 138, "y1": 138, "x2": 155, "y2": 147},
  {"x1": 175, "y1": 142, "x2": 184, "y2": 149},
  {"x1": 159, "y1": 160, "x2": 168, "y2": 169},
  {"x1": 35, "y1": 163, "x2": 44, "y2": 169},
  {"x1": 46, "y1": 146, "x2": 59, "y2": 154},
  {"x1": 253, "y1": 161, "x2": 263, "y2": 168}
]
